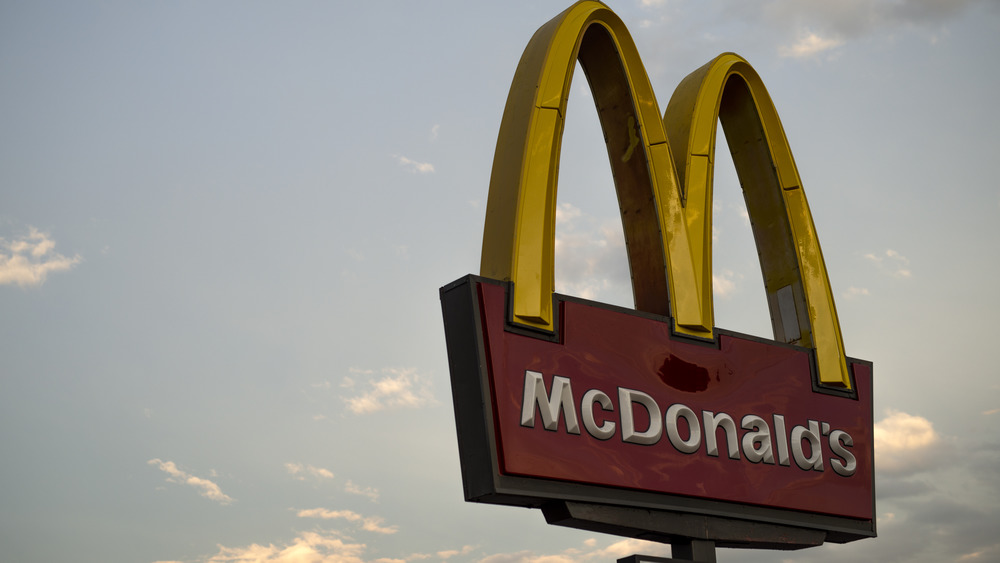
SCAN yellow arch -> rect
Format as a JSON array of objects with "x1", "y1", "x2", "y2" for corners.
[
  {"x1": 480, "y1": 1, "x2": 850, "y2": 388},
  {"x1": 665, "y1": 54, "x2": 850, "y2": 388}
]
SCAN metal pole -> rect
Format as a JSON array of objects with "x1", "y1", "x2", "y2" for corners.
[
  {"x1": 671, "y1": 539, "x2": 717, "y2": 562},
  {"x1": 617, "y1": 540, "x2": 717, "y2": 563}
]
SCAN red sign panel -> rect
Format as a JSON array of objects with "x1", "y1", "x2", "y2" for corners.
[
  {"x1": 478, "y1": 280, "x2": 873, "y2": 520},
  {"x1": 440, "y1": 276, "x2": 875, "y2": 542}
]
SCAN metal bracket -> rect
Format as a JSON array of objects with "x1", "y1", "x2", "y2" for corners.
[{"x1": 542, "y1": 501, "x2": 826, "y2": 550}]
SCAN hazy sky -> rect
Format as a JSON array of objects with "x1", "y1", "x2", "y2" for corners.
[{"x1": 2, "y1": 1, "x2": 999, "y2": 562}]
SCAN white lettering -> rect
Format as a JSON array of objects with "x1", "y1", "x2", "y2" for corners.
[
  {"x1": 516, "y1": 371, "x2": 858, "y2": 476},
  {"x1": 581, "y1": 389, "x2": 616, "y2": 440},
  {"x1": 829, "y1": 429, "x2": 857, "y2": 477},
  {"x1": 741, "y1": 415, "x2": 775, "y2": 464},
  {"x1": 702, "y1": 411, "x2": 740, "y2": 459},
  {"x1": 520, "y1": 370, "x2": 580, "y2": 434},
  {"x1": 619, "y1": 387, "x2": 662, "y2": 445},
  {"x1": 772, "y1": 414, "x2": 791, "y2": 466},
  {"x1": 666, "y1": 404, "x2": 702, "y2": 454},
  {"x1": 791, "y1": 420, "x2": 824, "y2": 471}
]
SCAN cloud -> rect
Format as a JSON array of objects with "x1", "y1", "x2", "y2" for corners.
[
  {"x1": 205, "y1": 530, "x2": 366, "y2": 563},
  {"x1": 779, "y1": 31, "x2": 845, "y2": 58},
  {"x1": 757, "y1": 0, "x2": 986, "y2": 43},
  {"x1": 195, "y1": 536, "x2": 668, "y2": 563},
  {"x1": 429, "y1": 124, "x2": 440, "y2": 141},
  {"x1": 638, "y1": 0, "x2": 990, "y2": 61},
  {"x1": 297, "y1": 508, "x2": 398, "y2": 534},
  {"x1": 182, "y1": 532, "x2": 474, "y2": 563},
  {"x1": 873, "y1": 410, "x2": 942, "y2": 475},
  {"x1": 843, "y1": 286, "x2": 870, "y2": 299},
  {"x1": 554, "y1": 203, "x2": 632, "y2": 306},
  {"x1": 437, "y1": 546, "x2": 476, "y2": 559},
  {"x1": 147, "y1": 458, "x2": 234, "y2": 505},
  {"x1": 344, "y1": 480, "x2": 380, "y2": 502},
  {"x1": 555, "y1": 202, "x2": 583, "y2": 224},
  {"x1": 285, "y1": 462, "x2": 335, "y2": 481},
  {"x1": 478, "y1": 537, "x2": 671, "y2": 563},
  {"x1": 342, "y1": 367, "x2": 436, "y2": 415},
  {"x1": 865, "y1": 249, "x2": 911, "y2": 278},
  {"x1": 395, "y1": 155, "x2": 435, "y2": 174},
  {"x1": 0, "y1": 226, "x2": 81, "y2": 288},
  {"x1": 958, "y1": 544, "x2": 1000, "y2": 561},
  {"x1": 712, "y1": 269, "x2": 740, "y2": 299}
]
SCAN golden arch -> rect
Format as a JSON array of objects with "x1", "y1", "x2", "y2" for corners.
[{"x1": 480, "y1": 1, "x2": 850, "y2": 389}]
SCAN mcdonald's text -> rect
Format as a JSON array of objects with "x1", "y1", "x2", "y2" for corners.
[{"x1": 520, "y1": 370, "x2": 857, "y2": 477}]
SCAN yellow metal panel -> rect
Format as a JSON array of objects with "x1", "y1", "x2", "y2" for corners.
[
  {"x1": 647, "y1": 142, "x2": 709, "y2": 335},
  {"x1": 511, "y1": 107, "x2": 562, "y2": 326}
]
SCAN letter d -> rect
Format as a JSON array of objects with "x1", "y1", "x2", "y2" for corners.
[
  {"x1": 790, "y1": 420, "x2": 824, "y2": 471},
  {"x1": 619, "y1": 388, "x2": 662, "y2": 445}
]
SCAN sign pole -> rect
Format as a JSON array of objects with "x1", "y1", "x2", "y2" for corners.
[
  {"x1": 618, "y1": 544, "x2": 717, "y2": 563},
  {"x1": 670, "y1": 540, "x2": 717, "y2": 562}
]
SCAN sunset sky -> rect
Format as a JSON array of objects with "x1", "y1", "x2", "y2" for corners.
[{"x1": 2, "y1": 1, "x2": 999, "y2": 562}]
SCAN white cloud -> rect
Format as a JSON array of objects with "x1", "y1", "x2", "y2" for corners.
[
  {"x1": 344, "y1": 480, "x2": 380, "y2": 502},
  {"x1": 555, "y1": 202, "x2": 582, "y2": 224},
  {"x1": 759, "y1": 0, "x2": 985, "y2": 44},
  {"x1": 285, "y1": 462, "x2": 335, "y2": 481},
  {"x1": 429, "y1": 124, "x2": 440, "y2": 141},
  {"x1": 437, "y1": 546, "x2": 475, "y2": 559},
  {"x1": 297, "y1": 508, "x2": 398, "y2": 534},
  {"x1": 478, "y1": 537, "x2": 671, "y2": 563},
  {"x1": 554, "y1": 203, "x2": 631, "y2": 306},
  {"x1": 396, "y1": 155, "x2": 435, "y2": 174},
  {"x1": 147, "y1": 458, "x2": 234, "y2": 505},
  {"x1": 342, "y1": 367, "x2": 436, "y2": 415},
  {"x1": 635, "y1": 0, "x2": 990, "y2": 63},
  {"x1": 874, "y1": 410, "x2": 942, "y2": 475},
  {"x1": 958, "y1": 544, "x2": 1000, "y2": 561},
  {"x1": 865, "y1": 249, "x2": 912, "y2": 278},
  {"x1": 779, "y1": 31, "x2": 845, "y2": 58},
  {"x1": 712, "y1": 269, "x2": 740, "y2": 299},
  {"x1": 205, "y1": 530, "x2": 366, "y2": 563},
  {"x1": 0, "y1": 226, "x2": 81, "y2": 288},
  {"x1": 843, "y1": 286, "x2": 870, "y2": 299}
]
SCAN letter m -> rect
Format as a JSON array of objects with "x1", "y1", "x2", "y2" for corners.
[{"x1": 520, "y1": 371, "x2": 580, "y2": 434}]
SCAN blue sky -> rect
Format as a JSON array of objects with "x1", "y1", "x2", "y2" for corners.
[{"x1": 1, "y1": 1, "x2": 999, "y2": 562}]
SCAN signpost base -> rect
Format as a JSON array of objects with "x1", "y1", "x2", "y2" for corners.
[{"x1": 542, "y1": 501, "x2": 826, "y2": 551}]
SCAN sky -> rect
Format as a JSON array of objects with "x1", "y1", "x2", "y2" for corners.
[{"x1": 1, "y1": 0, "x2": 999, "y2": 562}]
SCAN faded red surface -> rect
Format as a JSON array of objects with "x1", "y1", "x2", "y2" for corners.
[{"x1": 478, "y1": 282, "x2": 874, "y2": 520}]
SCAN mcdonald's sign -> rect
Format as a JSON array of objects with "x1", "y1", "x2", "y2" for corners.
[{"x1": 440, "y1": 1, "x2": 875, "y2": 549}]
